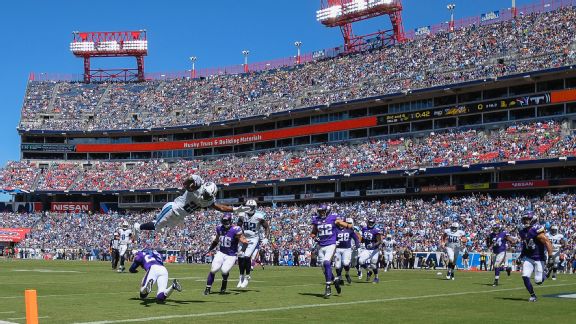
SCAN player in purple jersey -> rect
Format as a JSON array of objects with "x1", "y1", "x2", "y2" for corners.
[
  {"x1": 310, "y1": 205, "x2": 353, "y2": 298},
  {"x1": 359, "y1": 218, "x2": 383, "y2": 283},
  {"x1": 129, "y1": 249, "x2": 182, "y2": 303},
  {"x1": 487, "y1": 222, "x2": 516, "y2": 286},
  {"x1": 334, "y1": 217, "x2": 360, "y2": 285},
  {"x1": 204, "y1": 214, "x2": 248, "y2": 295},
  {"x1": 519, "y1": 212, "x2": 554, "y2": 302}
]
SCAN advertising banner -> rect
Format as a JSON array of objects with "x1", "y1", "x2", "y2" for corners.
[
  {"x1": 463, "y1": 183, "x2": 490, "y2": 190},
  {"x1": 481, "y1": 10, "x2": 499, "y2": 22},
  {"x1": 0, "y1": 228, "x2": 31, "y2": 243},
  {"x1": 50, "y1": 202, "x2": 92, "y2": 213},
  {"x1": 263, "y1": 195, "x2": 295, "y2": 202},
  {"x1": 366, "y1": 188, "x2": 406, "y2": 196},
  {"x1": 497, "y1": 180, "x2": 549, "y2": 189}
]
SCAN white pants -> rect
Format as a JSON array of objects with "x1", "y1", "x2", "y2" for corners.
[
  {"x1": 522, "y1": 258, "x2": 545, "y2": 283},
  {"x1": 384, "y1": 251, "x2": 394, "y2": 264},
  {"x1": 119, "y1": 245, "x2": 128, "y2": 258},
  {"x1": 155, "y1": 202, "x2": 184, "y2": 230},
  {"x1": 211, "y1": 251, "x2": 237, "y2": 275},
  {"x1": 359, "y1": 249, "x2": 380, "y2": 268},
  {"x1": 446, "y1": 246, "x2": 460, "y2": 264},
  {"x1": 493, "y1": 252, "x2": 507, "y2": 268},
  {"x1": 239, "y1": 237, "x2": 259, "y2": 258},
  {"x1": 552, "y1": 251, "x2": 561, "y2": 267},
  {"x1": 334, "y1": 248, "x2": 352, "y2": 269},
  {"x1": 317, "y1": 244, "x2": 336, "y2": 264},
  {"x1": 141, "y1": 264, "x2": 169, "y2": 297}
]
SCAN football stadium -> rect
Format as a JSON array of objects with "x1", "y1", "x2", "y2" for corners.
[{"x1": 1, "y1": 0, "x2": 576, "y2": 322}]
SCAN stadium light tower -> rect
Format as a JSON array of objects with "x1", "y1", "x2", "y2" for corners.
[
  {"x1": 512, "y1": 0, "x2": 517, "y2": 18},
  {"x1": 242, "y1": 50, "x2": 250, "y2": 73},
  {"x1": 70, "y1": 30, "x2": 148, "y2": 83},
  {"x1": 294, "y1": 41, "x2": 303, "y2": 64},
  {"x1": 447, "y1": 4, "x2": 456, "y2": 32},
  {"x1": 317, "y1": 0, "x2": 405, "y2": 52},
  {"x1": 189, "y1": 56, "x2": 197, "y2": 78}
]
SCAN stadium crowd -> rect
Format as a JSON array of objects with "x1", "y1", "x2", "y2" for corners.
[
  {"x1": 2, "y1": 193, "x2": 575, "y2": 271},
  {"x1": 19, "y1": 7, "x2": 576, "y2": 131},
  {"x1": 1, "y1": 120, "x2": 573, "y2": 191}
]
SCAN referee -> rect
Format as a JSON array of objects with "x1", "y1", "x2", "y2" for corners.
[{"x1": 110, "y1": 233, "x2": 120, "y2": 270}]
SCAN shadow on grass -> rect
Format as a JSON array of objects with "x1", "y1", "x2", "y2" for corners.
[
  {"x1": 229, "y1": 289, "x2": 261, "y2": 293},
  {"x1": 130, "y1": 297, "x2": 209, "y2": 307},
  {"x1": 298, "y1": 292, "x2": 328, "y2": 298},
  {"x1": 495, "y1": 297, "x2": 526, "y2": 302}
]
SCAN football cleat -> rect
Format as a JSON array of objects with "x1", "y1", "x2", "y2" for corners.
[
  {"x1": 373, "y1": 278, "x2": 380, "y2": 284},
  {"x1": 241, "y1": 275, "x2": 251, "y2": 288},
  {"x1": 492, "y1": 280, "x2": 498, "y2": 287},
  {"x1": 334, "y1": 279, "x2": 342, "y2": 294},
  {"x1": 345, "y1": 274, "x2": 352, "y2": 284},
  {"x1": 324, "y1": 285, "x2": 332, "y2": 298},
  {"x1": 528, "y1": 295, "x2": 537, "y2": 302},
  {"x1": 366, "y1": 271, "x2": 372, "y2": 282},
  {"x1": 237, "y1": 276, "x2": 244, "y2": 288},
  {"x1": 203, "y1": 287, "x2": 211, "y2": 296},
  {"x1": 219, "y1": 288, "x2": 227, "y2": 295},
  {"x1": 145, "y1": 279, "x2": 154, "y2": 295},
  {"x1": 506, "y1": 267, "x2": 512, "y2": 276},
  {"x1": 172, "y1": 279, "x2": 182, "y2": 292},
  {"x1": 358, "y1": 270, "x2": 362, "y2": 280},
  {"x1": 552, "y1": 276, "x2": 557, "y2": 281}
]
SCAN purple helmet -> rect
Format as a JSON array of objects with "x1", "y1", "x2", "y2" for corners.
[
  {"x1": 221, "y1": 213, "x2": 233, "y2": 229},
  {"x1": 367, "y1": 218, "x2": 376, "y2": 228},
  {"x1": 521, "y1": 211, "x2": 538, "y2": 229},
  {"x1": 317, "y1": 205, "x2": 330, "y2": 218}
]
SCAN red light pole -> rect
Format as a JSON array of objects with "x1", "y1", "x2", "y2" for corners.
[
  {"x1": 512, "y1": 0, "x2": 517, "y2": 18},
  {"x1": 294, "y1": 41, "x2": 302, "y2": 64},
  {"x1": 447, "y1": 4, "x2": 456, "y2": 32},
  {"x1": 189, "y1": 56, "x2": 197, "y2": 78},
  {"x1": 242, "y1": 50, "x2": 250, "y2": 73}
]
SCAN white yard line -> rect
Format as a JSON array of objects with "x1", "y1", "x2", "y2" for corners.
[{"x1": 73, "y1": 282, "x2": 576, "y2": 324}]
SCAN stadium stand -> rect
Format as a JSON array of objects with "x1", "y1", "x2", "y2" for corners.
[{"x1": 18, "y1": 7, "x2": 576, "y2": 131}]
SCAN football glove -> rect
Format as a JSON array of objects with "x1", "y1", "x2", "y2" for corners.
[{"x1": 261, "y1": 238, "x2": 269, "y2": 246}]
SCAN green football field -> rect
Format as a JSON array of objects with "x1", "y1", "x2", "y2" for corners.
[{"x1": 0, "y1": 260, "x2": 575, "y2": 323}]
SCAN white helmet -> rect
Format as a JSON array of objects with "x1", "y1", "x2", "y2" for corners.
[
  {"x1": 386, "y1": 234, "x2": 392, "y2": 240},
  {"x1": 345, "y1": 217, "x2": 354, "y2": 226},
  {"x1": 245, "y1": 199, "x2": 257, "y2": 214},
  {"x1": 122, "y1": 221, "x2": 129, "y2": 229},
  {"x1": 201, "y1": 182, "x2": 218, "y2": 200},
  {"x1": 450, "y1": 222, "x2": 459, "y2": 232},
  {"x1": 190, "y1": 174, "x2": 204, "y2": 187}
]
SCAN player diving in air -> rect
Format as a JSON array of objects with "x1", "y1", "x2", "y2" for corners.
[
  {"x1": 134, "y1": 175, "x2": 250, "y2": 232},
  {"x1": 441, "y1": 222, "x2": 467, "y2": 280},
  {"x1": 235, "y1": 199, "x2": 270, "y2": 289},
  {"x1": 487, "y1": 222, "x2": 516, "y2": 286},
  {"x1": 204, "y1": 214, "x2": 248, "y2": 295},
  {"x1": 334, "y1": 217, "x2": 360, "y2": 285},
  {"x1": 129, "y1": 249, "x2": 182, "y2": 303},
  {"x1": 519, "y1": 212, "x2": 555, "y2": 302},
  {"x1": 310, "y1": 205, "x2": 353, "y2": 298}
]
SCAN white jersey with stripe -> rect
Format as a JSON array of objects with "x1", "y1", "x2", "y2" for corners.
[
  {"x1": 240, "y1": 211, "x2": 266, "y2": 239},
  {"x1": 172, "y1": 188, "x2": 215, "y2": 217},
  {"x1": 117, "y1": 228, "x2": 132, "y2": 245},
  {"x1": 547, "y1": 233, "x2": 564, "y2": 253},
  {"x1": 444, "y1": 229, "x2": 465, "y2": 248},
  {"x1": 383, "y1": 239, "x2": 396, "y2": 252}
]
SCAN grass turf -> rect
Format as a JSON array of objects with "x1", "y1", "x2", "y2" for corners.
[{"x1": 0, "y1": 260, "x2": 575, "y2": 323}]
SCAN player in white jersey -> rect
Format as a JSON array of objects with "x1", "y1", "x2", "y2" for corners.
[
  {"x1": 547, "y1": 225, "x2": 567, "y2": 280},
  {"x1": 135, "y1": 175, "x2": 250, "y2": 232},
  {"x1": 235, "y1": 199, "x2": 270, "y2": 288},
  {"x1": 383, "y1": 234, "x2": 396, "y2": 272},
  {"x1": 441, "y1": 222, "x2": 467, "y2": 280},
  {"x1": 117, "y1": 221, "x2": 133, "y2": 273}
]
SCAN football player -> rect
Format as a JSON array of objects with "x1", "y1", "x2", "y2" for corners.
[
  {"x1": 310, "y1": 205, "x2": 353, "y2": 298},
  {"x1": 204, "y1": 214, "x2": 248, "y2": 295},
  {"x1": 487, "y1": 222, "x2": 516, "y2": 286},
  {"x1": 519, "y1": 212, "x2": 554, "y2": 302},
  {"x1": 135, "y1": 175, "x2": 250, "y2": 232},
  {"x1": 546, "y1": 225, "x2": 567, "y2": 280},
  {"x1": 441, "y1": 222, "x2": 467, "y2": 280},
  {"x1": 235, "y1": 199, "x2": 270, "y2": 288},
  {"x1": 359, "y1": 218, "x2": 383, "y2": 283},
  {"x1": 129, "y1": 249, "x2": 182, "y2": 303},
  {"x1": 334, "y1": 217, "x2": 360, "y2": 285},
  {"x1": 383, "y1": 234, "x2": 396, "y2": 272},
  {"x1": 117, "y1": 221, "x2": 133, "y2": 273}
]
